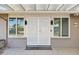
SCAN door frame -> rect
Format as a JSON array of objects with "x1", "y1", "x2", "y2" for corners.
[{"x1": 27, "y1": 16, "x2": 51, "y2": 47}]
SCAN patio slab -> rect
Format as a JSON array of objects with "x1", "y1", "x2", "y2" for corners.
[
  {"x1": 2, "y1": 48, "x2": 52, "y2": 55},
  {"x1": 2, "y1": 47, "x2": 79, "y2": 55}
]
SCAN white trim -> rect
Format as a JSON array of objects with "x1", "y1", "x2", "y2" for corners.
[
  {"x1": 1, "y1": 11, "x2": 79, "y2": 14},
  {"x1": 52, "y1": 17, "x2": 54, "y2": 38},
  {"x1": 60, "y1": 17, "x2": 62, "y2": 37},
  {"x1": 38, "y1": 17, "x2": 39, "y2": 44},
  {"x1": 16, "y1": 18, "x2": 17, "y2": 36},
  {"x1": 69, "y1": 16, "x2": 70, "y2": 38},
  {"x1": 24, "y1": 17, "x2": 26, "y2": 37},
  {"x1": 52, "y1": 36, "x2": 70, "y2": 38}
]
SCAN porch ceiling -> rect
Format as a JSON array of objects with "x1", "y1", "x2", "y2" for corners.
[{"x1": 0, "y1": 4, "x2": 79, "y2": 14}]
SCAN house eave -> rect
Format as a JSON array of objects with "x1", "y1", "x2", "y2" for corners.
[{"x1": 0, "y1": 11, "x2": 79, "y2": 14}]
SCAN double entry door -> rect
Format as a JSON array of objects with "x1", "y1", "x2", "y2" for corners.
[{"x1": 27, "y1": 17, "x2": 50, "y2": 47}]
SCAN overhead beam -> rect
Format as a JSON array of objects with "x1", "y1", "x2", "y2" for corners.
[
  {"x1": 47, "y1": 4, "x2": 50, "y2": 11},
  {"x1": 0, "y1": 14, "x2": 8, "y2": 21},
  {"x1": 19, "y1": 4, "x2": 26, "y2": 11},
  {"x1": 56, "y1": 4, "x2": 64, "y2": 11},
  {"x1": 36, "y1": 4, "x2": 48, "y2": 11},
  {"x1": 7, "y1": 4, "x2": 25, "y2": 11},
  {"x1": 66, "y1": 4, "x2": 78, "y2": 11},
  {"x1": 35, "y1": 4, "x2": 36, "y2": 11},
  {"x1": 5, "y1": 4, "x2": 15, "y2": 11},
  {"x1": 0, "y1": 16, "x2": 7, "y2": 21},
  {"x1": 35, "y1": 4, "x2": 38, "y2": 11},
  {"x1": 0, "y1": 11, "x2": 79, "y2": 14}
]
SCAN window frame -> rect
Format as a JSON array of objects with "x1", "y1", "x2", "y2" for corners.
[
  {"x1": 8, "y1": 16, "x2": 25, "y2": 38},
  {"x1": 53, "y1": 18, "x2": 61, "y2": 37},
  {"x1": 52, "y1": 17, "x2": 70, "y2": 38},
  {"x1": 8, "y1": 18, "x2": 17, "y2": 36}
]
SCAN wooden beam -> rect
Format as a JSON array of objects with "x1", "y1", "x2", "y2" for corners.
[
  {"x1": 19, "y1": 4, "x2": 26, "y2": 11},
  {"x1": 36, "y1": 4, "x2": 47, "y2": 11},
  {"x1": 47, "y1": 4, "x2": 50, "y2": 11},
  {"x1": 56, "y1": 4, "x2": 64, "y2": 11},
  {"x1": 66, "y1": 4, "x2": 78, "y2": 11},
  {"x1": 0, "y1": 16, "x2": 7, "y2": 21},
  {"x1": 0, "y1": 11, "x2": 79, "y2": 14},
  {"x1": 35, "y1": 4, "x2": 36, "y2": 11},
  {"x1": 5, "y1": 4, "x2": 15, "y2": 11},
  {"x1": 0, "y1": 14, "x2": 8, "y2": 21}
]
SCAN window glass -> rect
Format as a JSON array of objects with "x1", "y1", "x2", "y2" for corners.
[
  {"x1": 9, "y1": 18, "x2": 16, "y2": 35},
  {"x1": 62, "y1": 18, "x2": 69, "y2": 36},
  {"x1": 54, "y1": 18, "x2": 60, "y2": 36},
  {"x1": 17, "y1": 18, "x2": 24, "y2": 35}
]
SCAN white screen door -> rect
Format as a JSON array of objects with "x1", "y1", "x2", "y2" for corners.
[
  {"x1": 27, "y1": 17, "x2": 38, "y2": 45},
  {"x1": 27, "y1": 17, "x2": 50, "y2": 46},
  {"x1": 38, "y1": 17, "x2": 50, "y2": 45}
]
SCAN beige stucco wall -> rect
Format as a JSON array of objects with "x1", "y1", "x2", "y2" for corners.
[
  {"x1": 8, "y1": 38, "x2": 27, "y2": 48},
  {"x1": 0, "y1": 14, "x2": 8, "y2": 47},
  {"x1": 51, "y1": 14, "x2": 79, "y2": 48},
  {"x1": 8, "y1": 13, "x2": 79, "y2": 48},
  {"x1": 0, "y1": 18, "x2": 6, "y2": 40}
]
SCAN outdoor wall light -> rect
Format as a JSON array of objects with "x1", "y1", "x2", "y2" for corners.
[
  {"x1": 25, "y1": 20, "x2": 27, "y2": 25},
  {"x1": 74, "y1": 22, "x2": 78, "y2": 25},
  {"x1": 74, "y1": 22, "x2": 78, "y2": 27},
  {"x1": 51, "y1": 20, "x2": 53, "y2": 25}
]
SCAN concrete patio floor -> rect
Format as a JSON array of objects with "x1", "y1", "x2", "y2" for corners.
[
  {"x1": 2, "y1": 48, "x2": 52, "y2": 55},
  {"x1": 1, "y1": 47, "x2": 79, "y2": 55}
]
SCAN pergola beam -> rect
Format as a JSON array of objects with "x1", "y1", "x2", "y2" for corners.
[
  {"x1": 0, "y1": 16, "x2": 7, "y2": 21},
  {"x1": 19, "y1": 4, "x2": 26, "y2": 11},
  {"x1": 5, "y1": 4, "x2": 15, "y2": 11},
  {"x1": 56, "y1": 4, "x2": 64, "y2": 11},
  {"x1": 66, "y1": 4, "x2": 78, "y2": 11},
  {"x1": 0, "y1": 14, "x2": 8, "y2": 21},
  {"x1": 47, "y1": 4, "x2": 50, "y2": 11},
  {"x1": 0, "y1": 11, "x2": 78, "y2": 14},
  {"x1": 33, "y1": 4, "x2": 36, "y2": 11}
]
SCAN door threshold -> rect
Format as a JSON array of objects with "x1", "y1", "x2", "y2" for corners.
[{"x1": 26, "y1": 45, "x2": 52, "y2": 50}]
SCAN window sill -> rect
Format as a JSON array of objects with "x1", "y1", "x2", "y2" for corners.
[
  {"x1": 8, "y1": 36, "x2": 27, "y2": 38},
  {"x1": 51, "y1": 36, "x2": 70, "y2": 39}
]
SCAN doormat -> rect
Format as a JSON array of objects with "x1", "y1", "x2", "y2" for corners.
[{"x1": 26, "y1": 45, "x2": 52, "y2": 50}]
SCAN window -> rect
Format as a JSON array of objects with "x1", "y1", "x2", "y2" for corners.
[
  {"x1": 62, "y1": 18, "x2": 69, "y2": 36},
  {"x1": 17, "y1": 18, "x2": 24, "y2": 35},
  {"x1": 54, "y1": 18, "x2": 61, "y2": 36},
  {"x1": 53, "y1": 17, "x2": 69, "y2": 37},
  {"x1": 8, "y1": 17, "x2": 24, "y2": 37},
  {"x1": 9, "y1": 18, "x2": 16, "y2": 35}
]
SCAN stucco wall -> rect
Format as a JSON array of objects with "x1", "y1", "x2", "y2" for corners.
[
  {"x1": 0, "y1": 14, "x2": 8, "y2": 40},
  {"x1": 8, "y1": 13, "x2": 79, "y2": 48},
  {"x1": 8, "y1": 38, "x2": 27, "y2": 48},
  {"x1": 51, "y1": 14, "x2": 79, "y2": 48},
  {"x1": 0, "y1": 18, "x2": 6, "y2": 40}
]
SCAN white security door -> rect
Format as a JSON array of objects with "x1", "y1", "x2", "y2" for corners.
[
  {"x1": 27, "y1": 17, "x2": 50, "y2": 46},
  {"x1": 27, "y1": 17, "x2": 38, "y2": 45},
  {"x1": 38, "y1": 17, "x2": 50, "y2": 45}
]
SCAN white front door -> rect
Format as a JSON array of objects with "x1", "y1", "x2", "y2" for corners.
[
  {"x1": 27, "y1": 17, "x2": 38, "y2": 45},
  {"x1": 38, "y1": 17, "x2": 50, "y2": 45},
  {"x1": 27, "y1": 17, "x2": 50, "y2": 46}
]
